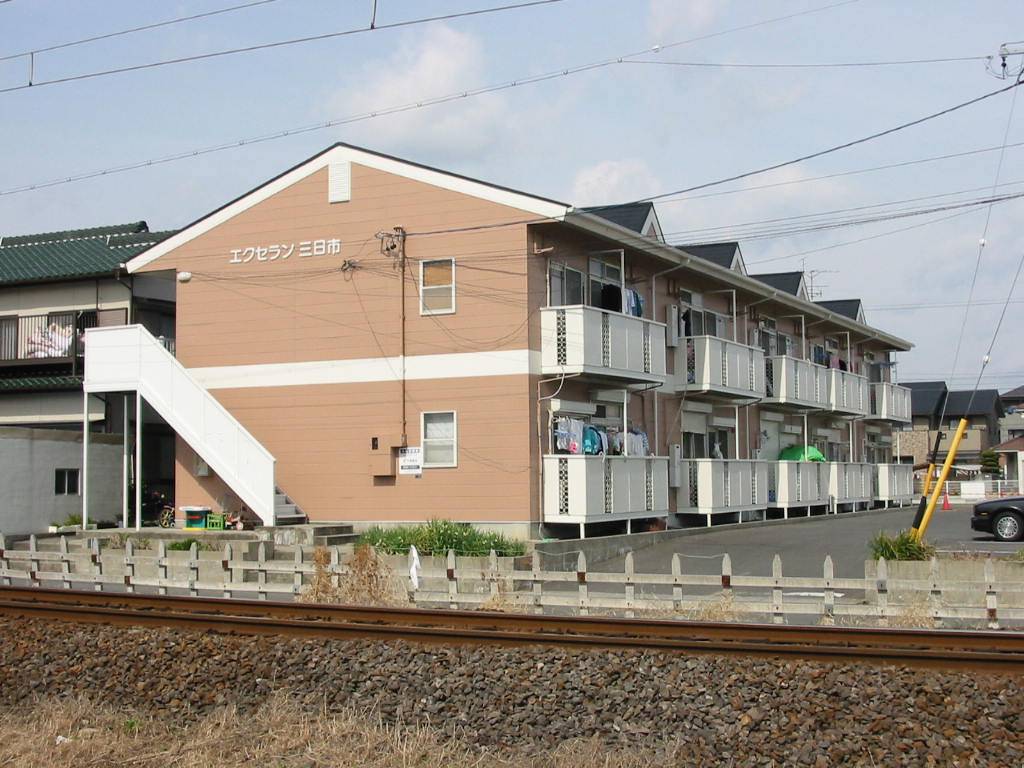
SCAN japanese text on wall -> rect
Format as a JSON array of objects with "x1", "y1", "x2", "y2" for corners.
[{"x1": 229, "y1": 238, "x2": 341, "y2": 264}]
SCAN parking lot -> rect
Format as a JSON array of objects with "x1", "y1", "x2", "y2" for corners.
[{"x1": 597, "y1": 503, "x2": 1024, "y2": 578}]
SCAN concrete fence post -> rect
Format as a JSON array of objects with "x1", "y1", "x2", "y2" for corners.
[
  {"x1": 771, "y1": 554, "x2": 784, "y2": 624},
  {"x1": 531, "y1": 550, "x2": 543, "y2": 615},
  {"x1": 293, "y1": 546, "x2": 304, "y2": 596},
  {"x1": 222, "y1": 543, "x2": 234, "y2": 599},
  {"x1": 984, "y1": 556, "x2": 998, "y2": 630},
  {"x1": 671, "y1": 553, "x2": 683, "y2": 613},
  {"x1": 256, "y1": 542, "x2": 268, "y2": 601},
  {"x1": 0, "y1": 533, "x2": 8, "y2": 587},
  {"x1": 188, "y1": 541, "x2": 199, "y2": 597},
  {"x1": 876, "y1": 557, "x2": 889, "y2": 626},
  {"x1": 157, "y1": 540, "x2": 168, "y2": 596},
  {"x1": 928, "y1": 555, "x2": 942, "y2": 628},
  {"x1": 822, "y1": 555, "x2": 835, "y2": 625},
  {"x1": 59, "y1": 535, "x2": 71, "y2": 589},
  {"x1": 576, "y1": 551, "x2": 589, "y2": 617},
  {"x1": 124, "y1": 538, "x2": 135, "y2": 593},
  {"x1": 721, "y1": 553, "x2": 733, "y2": 605},
  {"x1": 330, "y1": 547, "x2": 341, "y2": 590},
  {"x1": 624, "y1": 551, "x2": 635, "y2": 618},
  {"x1": 28, "y1": 534, "x2": 39, "y2": 586},
  {"x1": 446, "y1": 549, "x2": 458, "y2": 610},
  {"x1": 487, "y1": 549, "x2": 499, "y2": 602},
  {"x1": 89, "y1": 537, "x2": 102, "y2": 591}
]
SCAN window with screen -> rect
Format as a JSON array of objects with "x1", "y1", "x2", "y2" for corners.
[
  {"x1": 420, "y1": 259, "x2": 455, "y2": 315},
  {"x1": 422, "y1": 411, "x2": 457, "y2": 468}
]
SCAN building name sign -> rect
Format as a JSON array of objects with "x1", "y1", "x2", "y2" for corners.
[{"x1": 229, "y1": 237, "x2": 341, "y2": 265}]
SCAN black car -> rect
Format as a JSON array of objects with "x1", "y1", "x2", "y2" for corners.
[{"x1": 971, "y1": 497, "x2": 1024, "y2": 542}]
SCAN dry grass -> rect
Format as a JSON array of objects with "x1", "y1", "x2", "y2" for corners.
[
  {"x1": 685, "y1": 591, "x2": 738, "y2": 622},
  {"x1": 299, "y1": 545, "x2": 409, "y2": 607},
  {"x1": 0, "y1": 697, "x2": 683, "y2": 768},
  {"x1": 885, "y1": 592, "x2": 939, "y2": 629}
]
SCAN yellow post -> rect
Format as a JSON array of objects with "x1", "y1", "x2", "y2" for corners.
[
  {"x1": 921, "y1": 463, "x2": 936, "y2": 497},
  {"x1": 912, "y1": 418, "x2": 968, "y2": 541}
]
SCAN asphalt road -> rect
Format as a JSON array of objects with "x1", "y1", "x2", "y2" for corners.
[{"x1": 598, "y1": 504, "x2": 1024, "y2": 579}]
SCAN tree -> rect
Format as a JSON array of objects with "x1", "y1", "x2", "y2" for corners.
[{"x1": 980, "y1": 449, "x2": 1002, "y2": 477}]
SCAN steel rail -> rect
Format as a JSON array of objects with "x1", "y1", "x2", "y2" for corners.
[{"x1": 0, "y1": 587, "x2": 1021, "y2": 672}]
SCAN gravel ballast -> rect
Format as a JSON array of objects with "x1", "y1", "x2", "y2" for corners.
[{"x1": 1, "y1": 617, "x2": 1022, "y2": 766}]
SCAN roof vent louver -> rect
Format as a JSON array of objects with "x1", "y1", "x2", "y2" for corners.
[{"x1": 328, "y1": 160, "x2": 351, "y2": 204}]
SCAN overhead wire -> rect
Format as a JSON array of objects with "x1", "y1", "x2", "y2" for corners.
[
  {"x1": 622, "y1": 55, "x2": 989, "y2": 70},
  {"x1": 0, "y1": 0, "x2": 282, "y2": 63},
  {"x1": 0, "y1": 0, "x2": 567, "y2": 94},
  {"x1": 0, "y1": 0, "x2": 858, "y2": 197}
]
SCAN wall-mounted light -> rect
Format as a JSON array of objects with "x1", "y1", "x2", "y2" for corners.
[{"x1": 177, "y1": 271, "x2": 193, "y2": 283}]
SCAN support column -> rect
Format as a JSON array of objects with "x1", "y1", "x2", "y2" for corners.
[
  {"x1": 135, "y1": 391, "x2": 143, "y2": 531},
  {"x1": 734, "y1": 406, "x2": 740, "y2": 459},
  {"x1": 802, "y1": 413, "x2": 809, "y2": 450},
  {"x1": 82, "y1": 391, "x2": 90, "y2": 530},
  {"x1": 122, "y1": 394, "x2": 130, "y2": 529}
]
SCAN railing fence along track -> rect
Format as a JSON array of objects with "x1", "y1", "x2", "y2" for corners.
[{"x1": 2, "y1": 534, "x2": 1023, "y2": 629}]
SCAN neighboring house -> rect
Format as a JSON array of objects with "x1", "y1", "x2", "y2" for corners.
[
  {"x1": 78, "y1": 143, "x2": 915, "y2": 538},
  {"x1": 896, "y1": 382, "x2": 1004, "y2": 468},
  {"x1": 998, "y1": 384, "x2": 1024, "y2": 442},
  {"x1": 0, "y1": 222, "x2": 177, "y2": 530}
]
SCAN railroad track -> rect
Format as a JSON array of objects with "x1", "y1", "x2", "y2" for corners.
[{"x1": 1, "y1": 586, "x2": 1022, "y2": 672}]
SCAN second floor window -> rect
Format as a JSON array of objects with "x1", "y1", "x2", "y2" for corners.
[
  {"x1": 587, "y1": 257, "x2": 623, "y2": 312},
  {"x1": 420, "y1": 259, "x2": 455, "y2": 315},
  {"x1": 549, "y1": 263, "x2": 584, "y2": 306}
]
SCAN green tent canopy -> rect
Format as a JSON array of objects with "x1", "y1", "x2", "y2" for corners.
[{"x1": 778, "y1": 445, "x2": 826, "y2": 462}]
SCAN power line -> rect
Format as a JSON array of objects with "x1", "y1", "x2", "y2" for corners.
[
  {"x1": 623, "y1": 55, "x2": 988, "y2": 70},
  {"x1": 656, "y1": 141, "x2": 1024, "y2": 205},
  {"x1": 0, "y1": 0, "x2": 282, "y2": 63},
  {"x1": 0, "y1": 0, "x2": 856, "y2": 197},
  {"x1": 867, "y1": 298, "x2": 1024, "y2": 312},
  {"x1": 0, "y1": 0, "x2": 566, "y2": 94}
]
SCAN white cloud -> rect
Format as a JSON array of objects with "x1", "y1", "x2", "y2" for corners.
[
  {"x1": 648, "y1": 0, "x2": 724, "y2": 39},
  {"x1": 570, "y1": 159, "x2": 661, "y2": 206},
  {"x1": 321, "y1": 26, "x2": 509, "y2": 161}
]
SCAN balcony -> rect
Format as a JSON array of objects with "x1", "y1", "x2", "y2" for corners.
[
  {"x1": 677, "y1": 459, "x2": 770, "y2": 515},
  {"x1": 540, "y1": 306, "x2": 666, "y2": 384},
  {"x1": 828, "y1": 368, "x2": 870, "y2": 418},
  {"x1": 829, "y1": 461, "x2": 873, "y2": 505},
  {"x1": 769, "y1": 461, "x2": 830, "y2": 509},
  {"x1": 762, "y1": 355, "x2": 829, "y2": 410},
  {"x1": 868, "y1": 382, "x2": 911, "y2": 424},
  {"x1": 874, "y1": 463, "x2": 914, "y2": 505},
  {"x1": 675, "y1": 336, "x2": 766, "y2": 402},
  {"x1": 542, "y1": 454, "x2": 669, "y2": 525},
  {"x1": 0, "y1": 309, "x2": 128, "y2": 369}
]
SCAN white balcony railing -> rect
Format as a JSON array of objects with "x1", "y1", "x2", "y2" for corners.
[
  {"x1": 828, "y1": 369, "x2": 870, "y2": 417},
  {"x1": 874, "y1": 463, "x2": 914, "y2": 503},
  {"x1": 542, "y1": 455, "x2": 669, "y2": 524},
  {"x1": 677, "y1": 459, "x2": 770, "y2": 514},
  {"x1": 676, "y1": 336, "x2": 766, "y2": 401},
  {"x1": 829, "y1": 462, "x2": 873, "y2": 504},
  {"x1": 762, "y1": 356, "x2": 829, "y2": 410},
  {"x1": 869, "y1": 382, "x2": 912, "y2": 423},
  {"x1": 540, "y1": 306, "x2": 666, "y2": 382},
  {"x1": 770, "y1": 461, "x2": 830, "y2": 508}
]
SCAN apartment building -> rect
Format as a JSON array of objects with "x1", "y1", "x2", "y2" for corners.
[
  {"x1": 0, "y1": 222, "x2": 177, "y2": 530},
  {"x1": 80, "y1": 143, "x2": 914, "y2": 538}
]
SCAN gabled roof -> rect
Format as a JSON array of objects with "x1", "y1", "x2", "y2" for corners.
[
  {"x1": 904, "y1": 381, "x2": 947, "y2": 418},
  {"x1": 943, "y1": 389, "x2": 1004, "y2": 418},
  {"x1": 677, "y1": 242, "x2": 739, "y2": 270},
  {"x1": 1001, "y1": 384, "x2": 1024, "y2": 403},
  {"x1": 0, "y1": 222, "x2": 174, "y2": 285},
  {"x1": 816, "y1": 299, "x2": 864, "y2": 323},
  {"x1": 127, "y1": 142, "x2": 570, "y2": 273},
  {"x1": 750, "y1": 271, "x2": 805, "y2": 297},
  {"x1": 584, "y1": 202, "x2": 652, "y2": 233},
  {"x1": 992, "y1": 435, "x2": 1024, "y2": 453}
]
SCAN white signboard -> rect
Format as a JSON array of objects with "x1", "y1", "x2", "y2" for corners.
[
  {"x1": 229, "y1": 237, "x2": 341, "y2": 265},
  {"x1": 398, "y1": 447, "x2": 423, "y2": 476}
]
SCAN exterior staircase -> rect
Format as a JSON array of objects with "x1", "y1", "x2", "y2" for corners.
[{"x1": 85, "y1": 324, "x2": 294, "y2": 527}]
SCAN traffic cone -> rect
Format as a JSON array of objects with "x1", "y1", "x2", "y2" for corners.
[{"x1": 942, "y1": 490, "x2": 952, "y2": 511}]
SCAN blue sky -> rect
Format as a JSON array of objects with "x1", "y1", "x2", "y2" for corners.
[{"x1": 2, "y1": 0, "x2": 1023, "y2": 390}]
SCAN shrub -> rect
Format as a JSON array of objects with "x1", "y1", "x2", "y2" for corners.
[
  {"x1": 359, "y1": 520, "x2": 526, "y2": 557},
  {"x1": 868, "y1": 530, "x2": 936, "y2": 561},
  {"x1": 52, "y1": 513, "x2": 83, "y2": 528},
  {"x1": 167, "y1": 538, "x2": 200, "y2": 551}
]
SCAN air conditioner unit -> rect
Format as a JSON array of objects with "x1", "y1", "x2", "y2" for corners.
[
  {"x1": 666, "y1": 304, "x2": 679, "y2": 347},
  {"x1": 668, "y1": 443, "x2": 682, "y2": 487}
]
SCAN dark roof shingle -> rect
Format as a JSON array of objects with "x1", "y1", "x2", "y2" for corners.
[
  {"x1": 816, "y1": 299, "x2": 863, "y2": 320},
  {"x1": 0, "y1": 375, "x2": 82, "y2": 393},
  {"x1": 676, "y1": 242, "x2": 738, "y2": 269},
  {"x1": 0, "y1": 222, "x2": 173, "y2": 285},
  {"x1": 750, "y1": 271, "x2": 804, "y2": 296},
  {"x1": 582, "y1": 202, "x2": 654, "y2": 233},
  {"x1": 1001, "y1": 384, "x2": 1024, "y2": 402},
  {"x1": 905, "y1": 381, "x2": 947, "y2": 418},
  {"x1": 943, "y1": 389, "x2": 1004, "y2": 418}
]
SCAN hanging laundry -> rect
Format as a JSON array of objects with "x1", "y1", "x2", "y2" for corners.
[{"x1": 583, "y1": 425, "x2": 604, "y2": 455}]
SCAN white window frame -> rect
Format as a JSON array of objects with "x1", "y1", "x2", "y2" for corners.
[
  {"x1": 548, "y1": 262, "x2": 585, "y2": 307},
  {"x1": 421, "y1": 410, "x2": 458, "y2": 468},
  {"x1": 419, "y1": 258, "x2": 456, "y2": 316}
]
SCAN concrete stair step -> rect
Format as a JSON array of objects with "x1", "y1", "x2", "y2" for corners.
[
  {"x1": 306, "y1": 524, "x2": 353, "y2": 537},
  {"x1": 274, "y1": 513, "x2": 307, "y2": 526},
  {"x1": 313, "y1": 533, "x2": 361, "y2": 547}
]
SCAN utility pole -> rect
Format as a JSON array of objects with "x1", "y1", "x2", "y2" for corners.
[{"x1": 377, "y1": 227, "x2": 409, "y2": 447}]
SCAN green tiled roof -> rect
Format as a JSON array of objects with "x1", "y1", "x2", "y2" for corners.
[
  {"x1": 0, "y1": 221, "x2": 174, "y2": 285},
  {"x1": 0, "y1": 375, "x2": 82, "y2": 392}
]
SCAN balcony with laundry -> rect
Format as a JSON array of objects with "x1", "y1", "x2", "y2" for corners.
[
  {"x1": 541, "y1": 389, "x2": 668, "y2": 537},
  {"x1": 540, "y1": 253, "x2": 666, "y2": 385},
  {"x1": 0, "y1": 309, "x2": 128, "y2": 373}
]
